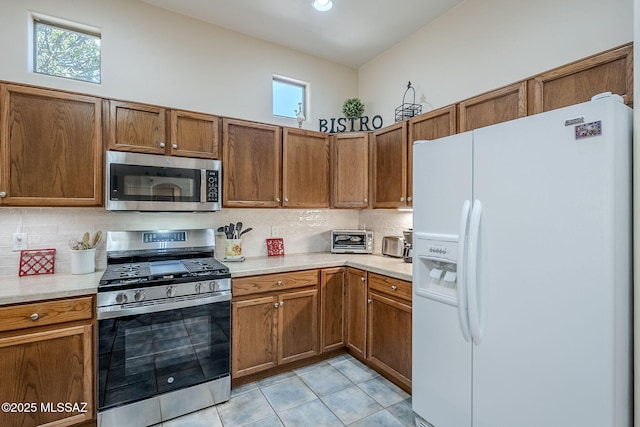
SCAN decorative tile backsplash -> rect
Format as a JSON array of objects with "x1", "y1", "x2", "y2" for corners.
[{"x1": 0, "y1": 208, "x2": 412, "y2": 277}]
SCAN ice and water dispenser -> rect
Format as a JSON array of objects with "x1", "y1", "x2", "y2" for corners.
[{"x1": 414, "y1": 232, "x2": 460, "y2": 305}]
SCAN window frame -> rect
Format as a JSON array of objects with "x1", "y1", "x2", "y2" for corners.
[
  {"x1": 31, "y1": 13, "x2": 102, "y2": 84},
  {"x1": 272, "y1": 75, "x2": 308, "y2": 121}
]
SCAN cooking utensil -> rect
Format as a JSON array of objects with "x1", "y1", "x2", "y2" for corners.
[
  {"x1": 216, "y1": 226, "x2": 225, "y2": 233},
  {"x1": 82, "y1": 232, "x2": 90, "y2": 250},
  {"x1": 90, "y1": 231, "x2": 103, "y2": 249},
  {"x1": 68, "y1": 239, "x2": 81, "y2": 250},
  {"x1": 235, "y1": 222, "x2": 243, "y2": 237},
  {"x1": 239, "y1": 227, "x2": 253, "y2": 237}
]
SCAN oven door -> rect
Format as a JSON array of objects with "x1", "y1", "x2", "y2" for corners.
[
  {"x1": 97, "y1": 297, "x2": 230, "y2": 413},
  {"x1": 106, "y1": 150, "x2": 221, "y2": 211}
]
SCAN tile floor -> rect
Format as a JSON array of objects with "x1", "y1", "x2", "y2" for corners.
[{"x1": 159, "y1": 354, "x2": 414, "y2": 426}]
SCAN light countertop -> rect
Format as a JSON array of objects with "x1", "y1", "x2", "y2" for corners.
[{"x1": 0, "y1": 253, "x2": 412, "y2": 306}]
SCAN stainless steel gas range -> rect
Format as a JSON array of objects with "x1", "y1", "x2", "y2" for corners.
[{"x1": 97, "y1": 229, "x2": 231, "y2": 427}]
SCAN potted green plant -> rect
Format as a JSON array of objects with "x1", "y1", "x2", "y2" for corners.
[{"x1": 342, "y1": 98, "x2": 365, "y2": 118}]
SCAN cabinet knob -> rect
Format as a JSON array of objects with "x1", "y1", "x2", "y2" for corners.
[
  {"x1": 367, "y1": 299, "x2": 372, "y2": 304},
  {"x1": 284, "y1": 197, "x2": 289, "y2": 202},
  {"x1": 274, "y1": 303, "x2": 279, "y2": 309},
  {"x1": 407, "y1": 196, "x2": 412, "y2": 202},
  {"x1": 279, "y1": 301, "x2": 284, "y2": 306},
  {"x1": 360, "y1": 277, "x2": 366, "y2": 282},
  {"x1": 0, "y1": 191, "x2": 6, "y2": 198},
  {"x1": 391, "y1": 285, "x2": 397, "y2": 291},
  {"x1": 159, "y1": 142, "x2": 165, "y2": 148},
  {"x1": 30, "y1": 313, "x2": 39, "y2": 321},
  {"x1": 364, "y1": 198, "x2": 368, "y2": 203},
  {"x1": 277, "y1": 280, "x2": 283, "y2": 286},
  {"x1": 400, "y1": 197, "x2": 405, "y2": 202},
  {"x1": 172, "y1": 144, "x2": 178, "y2": 149},
  {"x1": 276, "y1": 197, "x2": 281, "y2": 202}
]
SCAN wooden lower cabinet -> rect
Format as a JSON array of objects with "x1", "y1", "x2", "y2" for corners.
[
  {"x1": 0, "y1": 296, "x2": 95, "y2": 427},
  {"x1": 345, "y1": 268, "x2": 368, "y2": 359},
  {"x1": 231, "y1": 270, "x2": 320, "y2": 378},
  {"x1": 367, "y1": 291, "x2": 412, "y2": 390}
]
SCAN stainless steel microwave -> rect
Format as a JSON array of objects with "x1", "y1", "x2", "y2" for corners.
[
  {"x1": 106, "y1": 151, "x2": 221, "y2": 212},
  {"x1": 331, "y1": 229, "x2": 373, "y2": 254}
]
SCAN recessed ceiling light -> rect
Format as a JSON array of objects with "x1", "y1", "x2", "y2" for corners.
[{"x1": 313, "y1": 0, "x2": 333, "y2": 12}]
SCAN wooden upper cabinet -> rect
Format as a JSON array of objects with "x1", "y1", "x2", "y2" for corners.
[
  {"x1": 371, "y1": 121, "x2": 408, "y2": 208},
  {"x1": 0, "y1": 84, "x2": 102, "y2": 206},
  {"x1": 409, "y1": 105, "x2": 457, "y2": 142},
  {"x1": 532, "y1": 43, "x2": 633, "y2": 114},
  {"x1": 168, "y1": 110, "x2": 220, "y2": 159},
  {"x1": 223, "y1": 118, "x2": 282, "y2": 207},
  {"x1": 331, "y1": 132, "x2": 369, "y2": 209},
  {"x1": 282, "y1": 128, "x2": 330, "y2": 208},
  {"x1": 107, "y1": 100, "x2": 166, "y2": 154},
  {"x1": 458, "y1": 82, "x2": 527, "y2": 132}
]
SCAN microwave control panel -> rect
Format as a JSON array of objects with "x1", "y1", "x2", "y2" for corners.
[{"x1": 206, "y1": 170, "x2": 219, "y2": 202}]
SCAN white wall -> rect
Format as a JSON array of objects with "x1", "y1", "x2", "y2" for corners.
[
  {"x1": 0, "y1": 0, "x2": 357, "y2": 128},
  {"x1": 633, "y1": 0, "x2": 639, "y2": 424},
  {"x1": 358, "y1": 0, "x2": 634, "y2": 124}
]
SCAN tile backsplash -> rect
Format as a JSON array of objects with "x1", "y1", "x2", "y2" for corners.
[{"x1": 0, "y1": 208, "x2": 412, "y2": 277}]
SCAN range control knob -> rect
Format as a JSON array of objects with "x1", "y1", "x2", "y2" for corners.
[
  {"x1": 115, "y1": 292, "x2": 128, "y2": 304},
  {"x1": 209, "y1": 281, "x2": 217, "y2": 292},
  {"x1": 195, "y1": 283, "x2": 203, "y2": 294},
  {"x1": 166, "y1": 286, "x2": 177, "y2": 298},
  {"x1": 134, "y1": 290, "x2": 146, "y2": 302}
]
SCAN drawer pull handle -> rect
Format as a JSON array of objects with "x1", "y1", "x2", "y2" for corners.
[
  {"x1": 277, "y1": 280, "x2": 283, "y2": 286},
  {"x1": 30, "y1": 313, "x2": 39, "y2": 321},
  {"x1": 391, "y1": 285, "x2": 397, "y2": 291}
]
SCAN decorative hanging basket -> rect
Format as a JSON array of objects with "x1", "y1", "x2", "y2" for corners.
[{"x1": 395, "y1": 81, "x2": 422, "y2": 122}]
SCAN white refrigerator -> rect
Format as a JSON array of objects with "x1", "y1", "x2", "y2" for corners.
[{"x1": 411, "y1": 93, "x2": 632, "y2": 427}]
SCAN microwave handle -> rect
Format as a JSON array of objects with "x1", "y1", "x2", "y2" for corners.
[{"x1": 200, "y1": 169, "x2": 207, "y2": 203}]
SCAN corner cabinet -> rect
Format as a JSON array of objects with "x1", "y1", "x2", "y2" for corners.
[
  {"x1": 0, "y1": 84, "x2": 103, "y2": 207},
  {"x1": 231, "y1": 270, "x2": 319, "y2": 378},
  {"x1": 222, "y1": 119, "x2": 282, "y2": 207},
  {"x1": 371, "y1": 122, "x2": 409, "y2": 208},
  {"x1": 0, "y1": 295, "x2": 95, "y2": 427},
  {"x1": 320, "y1": 268, "x2": 346, "y2": 352},
  {"x1": 345, "y1": 268, "x2": 368, "y2": 359},
  {"x1": 331, "y1": 133, "x2": 369, "y2": 208}
]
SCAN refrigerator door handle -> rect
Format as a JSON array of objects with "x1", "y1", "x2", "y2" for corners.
[
  {"x1": 467, "y1": 199, "x2": 483, "y2": 344},
  {"x1": 456, "y1": 200, "x2": 472, "y2": 342}
]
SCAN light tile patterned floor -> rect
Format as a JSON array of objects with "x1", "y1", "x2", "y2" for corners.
[{"x1": 160, "y1": 354, "x2": 413, "y2": 426}]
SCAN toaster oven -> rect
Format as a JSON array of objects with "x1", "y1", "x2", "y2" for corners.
[{"x1": 331, "y1": 230, "x2": 373, "y2": 254}]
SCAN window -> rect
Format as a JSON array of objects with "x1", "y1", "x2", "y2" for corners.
[
  {"x1": 33, "y1": 17, "x2": 101, "y2": 83},
  {"x1": 272, "y1": 76, "x2": 307, "y2": 120}
]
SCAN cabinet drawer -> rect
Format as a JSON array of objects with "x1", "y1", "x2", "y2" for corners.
[
  {"x1": 233, "y1": 270, "x2": 318, "y2": 297},
  {"x1": 368, "y1": 273, "x2": 412, "y2": 302},
  {"x1": 0, "y1": 296, "x2": 94, "y2": 333}
]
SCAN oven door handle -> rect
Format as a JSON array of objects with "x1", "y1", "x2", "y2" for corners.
[{"x1": 97, "y1": 292, "x2": 231, "y2": 320}]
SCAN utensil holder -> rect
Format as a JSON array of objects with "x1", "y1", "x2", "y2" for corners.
[
  {"x1": 70, "y1": 249, "x2": 96, "y2": 275},
  {"x1": 225, "y1": 239, "x2": 243, "y2": 259}
]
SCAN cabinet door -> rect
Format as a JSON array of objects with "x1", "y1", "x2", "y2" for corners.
[
  {"x1": 278, "y1": 289, "x2": 319, "y2": 364},
  {"x1": 532, "y1": 44, "x2": 633, "y2": 113},
  {"x1": 367, "y1": 291, "x2": 412, "y2": 391},
  {"x1": 232, "y1": 296, "x2": 278, "y2": 377},
  {"x1": 223, "y1": 119, "x2": 282, "y2": 207},
  {"x1": 371, "y1": 122, "x2": 408, "y2": 208},
  {"x1": 0, "y1": 324, "x2": 94, "y2": 427},
  {"x1": 458, "y1": 82, "x2": 527, "y2": 132},
  {"x1": 0, "y1": 84, "x2": 102, "y2": 206},
  {"x1": 320, "y1": 268, "x2": 345, "y2": 352},
  {"x1": 345, "y1": 268, "x2": 367, "y2": 359},
  {"x1": 168, "y1": 110, "x2": 220, "y2": 159},
  {"x1": 331, "y1": 133, "x2": 369, "y2": 208},
  {"x1": 282, "y1": 128, "x2": 330, "y2": 208},
  {"x1": 107, "y1": 100, "x2": 166, "y2": 154}
]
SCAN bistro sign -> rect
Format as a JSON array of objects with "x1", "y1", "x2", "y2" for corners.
[{"x1": 319, "y1": 115, "x2": 384, "y2": 133}]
